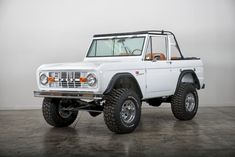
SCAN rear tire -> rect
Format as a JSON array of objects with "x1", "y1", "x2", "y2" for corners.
[
  {"x1": 42, "y1": 98, "x2": 78, "y2": 127},
  {"x1": 103, "y1": 88, "x2": 141, "y2": 134},
  {"x1": 171, "y1": 83, "x2": 198, "y2": 120}
]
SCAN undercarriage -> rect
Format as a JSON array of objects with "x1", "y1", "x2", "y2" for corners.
[{"x1": 57, "y1": 98, "x2": 104, "y2": 117}]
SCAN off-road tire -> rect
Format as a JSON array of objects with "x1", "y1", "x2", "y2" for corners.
[
  {"x1": 42, "y1": 98, "x2": 78, "y2": 127},
  {"x1": 171, "y1": 83, "x2": 198, "y2": 120},
  {"x1": 103, "y1": 88, "x2": 141, "y2": 134},
  {"x1": 146, "y1": 98, "x2": 162, "y2": 107}
]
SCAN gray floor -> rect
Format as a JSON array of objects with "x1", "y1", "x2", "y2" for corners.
[{"x1": 0, "y1": 107, "x2": 235, "y2": 157}]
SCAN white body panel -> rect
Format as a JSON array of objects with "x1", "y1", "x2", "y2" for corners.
[
  {"x1": 145, "y1": 61, "x2": 172, "y2": 98},
  {"x1": 37, "y1": 58, "x2": 204, "y2": 99},
  {"x1": 36, "y1": 32, "x2": 205, "y2": 100}
]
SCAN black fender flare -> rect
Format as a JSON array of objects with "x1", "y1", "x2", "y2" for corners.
[
  {"x1": 175, "y1": 70, "x2": 200, "y2": 94},
  {"x1": 103, "y1": 72, "x2": 143, "y2": 98}
]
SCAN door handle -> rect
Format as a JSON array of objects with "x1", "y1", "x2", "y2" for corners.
[{"x1": 166, "y1": 61, "x2": 172, "y2": 64}]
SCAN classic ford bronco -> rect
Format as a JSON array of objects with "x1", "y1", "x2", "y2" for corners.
[{"x1": 34, "y1": 30, "x2": 205, "y2": 133}]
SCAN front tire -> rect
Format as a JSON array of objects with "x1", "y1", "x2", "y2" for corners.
[
  {"x1": 42, "y1": 98, "x2": 78, "y2": 127},
  {"x1": 171, "y1": 83, "x2": 198, "y2": 120},
  {"x1": 103, "y1": 88, "x2": 141, "y2": 134}
]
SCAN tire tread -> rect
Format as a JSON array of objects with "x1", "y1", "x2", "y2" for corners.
[
  {"x1": 103, "y1": 88, "x2": 141, "y2": 133},
  {"x1": 42, "y1": 98, "x2": 78, "y2": 127},
  {"x1": 171, "y1": 83, "x2": 198, "y2": 120}
]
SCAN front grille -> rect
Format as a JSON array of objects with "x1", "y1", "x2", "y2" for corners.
[{"x1": 49, "y1": 71, "x2": 81, "y2": 88}]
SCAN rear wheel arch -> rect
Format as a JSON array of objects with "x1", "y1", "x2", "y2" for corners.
[
  {"x1": 104, "y1": 73, "x2": 143, "y2": 99},
  {"x1": 175, "y1": 70, "x2": 200, "y2": 93}
]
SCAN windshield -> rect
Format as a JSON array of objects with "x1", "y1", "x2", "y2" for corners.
[{"x1": 87, "y1": 36, "x2": 145, "y2": 57}]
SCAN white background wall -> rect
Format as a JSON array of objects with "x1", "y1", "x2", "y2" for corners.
[{"x1": 0, "y1": 0, "x2": 235, "y2": 109}]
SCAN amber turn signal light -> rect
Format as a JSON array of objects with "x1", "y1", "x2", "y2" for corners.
[
  {"x1": 48, "y1": 76, "x2": 55, "y2": 83},
  {"x1": 80, "y1": 77, "x2": 87, "y2": 83}
]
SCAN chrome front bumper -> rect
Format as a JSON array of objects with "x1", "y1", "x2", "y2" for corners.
[{"x1": 34, "y1": 91, "x2": 103, "y2": 100}]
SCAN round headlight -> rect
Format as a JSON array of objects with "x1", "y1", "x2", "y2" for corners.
[
  {"x1": 40, "y1": 73, "x2": 48, "y2": 85},
  {"x1": 86, "y1": 73, "x2": 97, "y2": 86}
]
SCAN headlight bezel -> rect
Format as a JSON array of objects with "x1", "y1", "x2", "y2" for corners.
[
  {"x1": 39, "y1": 73, "x2": 48, "y2": 85},
  {"x1": 86, "y1": 73, "x2": 97, "y2": 87}
]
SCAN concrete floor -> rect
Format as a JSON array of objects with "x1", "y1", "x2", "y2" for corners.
[{"x1": 0, "y1": 107, "x2": 235, "y2": 157}]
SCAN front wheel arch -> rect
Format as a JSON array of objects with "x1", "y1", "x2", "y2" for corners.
[{"x1": 104, "y1": 73, "x2": 143, "y2": 99}]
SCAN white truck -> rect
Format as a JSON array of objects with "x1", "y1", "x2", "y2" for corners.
[{"x1": 34, "y1": 30, "x2": 205, "y2": 134}]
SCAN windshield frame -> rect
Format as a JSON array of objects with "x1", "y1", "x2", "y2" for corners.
[{"x1": 86, "y1": 35, "x2": 146, "y2": 58}]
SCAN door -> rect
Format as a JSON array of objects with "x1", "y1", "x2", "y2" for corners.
[{"x1": 145, "y1": 35, "x2": 173, "y2": 98}]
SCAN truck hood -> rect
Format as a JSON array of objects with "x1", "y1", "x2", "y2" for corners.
[{"x1": 38, "y1": 61, "x2": 116, "y2": 71}]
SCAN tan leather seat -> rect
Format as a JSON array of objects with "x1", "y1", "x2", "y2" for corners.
[{"x1": 145, "y1": 53, "x2": 166, "y2": 60}]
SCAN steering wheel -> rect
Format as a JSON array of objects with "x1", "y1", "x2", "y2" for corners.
[{"x1": 131, "y1": 49, "x2": 142, "y2": 55}]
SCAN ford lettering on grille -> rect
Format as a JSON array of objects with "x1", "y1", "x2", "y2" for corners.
[{"x1": 49, "y1": 71, "x2": 81, "y2": 88}]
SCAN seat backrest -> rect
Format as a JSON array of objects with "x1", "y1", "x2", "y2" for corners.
[{"x1": 145, "y1": 52, "x2": 166, "y2": 60}]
